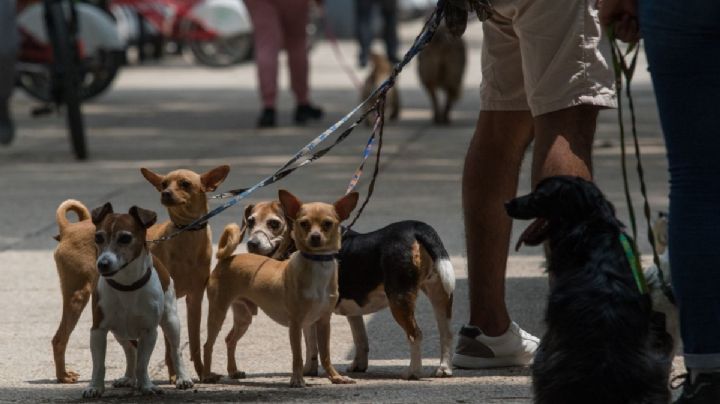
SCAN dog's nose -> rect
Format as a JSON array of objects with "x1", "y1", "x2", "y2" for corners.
[
  {"x1": 161, "y1": 190, "x2": 172, "y2": 201},
  {"x1": 310, "y1": 233, "x2": 322, "y2": 246},
  {"x1": 97, "y1": 258, "x2": 111, "y2": 272},
  {"x1": 247, "y1": 239, "x2": 260, "y2": 252}
]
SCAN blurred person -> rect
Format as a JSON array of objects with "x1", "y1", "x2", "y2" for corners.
[
  {"x1": 355, "y1": 0, "x2": 399, "y2": 68},
  {"x1": 0, "y1": 0, "x2": 17, "y2": 145},
  {"x1": 446, "y1": 0, "x2": 616, "y2": 369},
  {"x1": 601, "y1": 1, "x2": 720, "y2": 402},
  {"x1": 244, "y1": 0, "x2": 324, "y2": 128}
]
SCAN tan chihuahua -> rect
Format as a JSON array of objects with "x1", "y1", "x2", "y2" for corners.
[
  {"x1": 140, "y1": 165, "x2": 230, "y2": 380},
  {"x1": 203, "y1": 190, "x2": 358, "y2": 387}
]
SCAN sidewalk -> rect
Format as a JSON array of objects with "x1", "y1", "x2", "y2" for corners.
[{"x1": 0, "y1": 19, "x2": 676, "y2": 403}]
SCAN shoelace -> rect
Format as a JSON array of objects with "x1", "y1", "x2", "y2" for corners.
[{"x1": 671, "y1": 373, "x2": 689, "y2": 390}]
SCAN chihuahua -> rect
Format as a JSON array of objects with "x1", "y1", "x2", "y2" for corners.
[{"x1": 203, "y1": 190, "x2": 358, "y2": 387}]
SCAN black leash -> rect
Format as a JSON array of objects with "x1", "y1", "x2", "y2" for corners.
[{"x1": 608, "y1": 32, "x2": 675, "y2": 304}]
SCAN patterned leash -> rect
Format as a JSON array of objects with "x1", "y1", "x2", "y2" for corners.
[
  {"x1": 147, "y1": 1, "x2": 448, "y2": 243},
  {"x1": 608, "y1": 31, "x2": 675, "y2": 304}
]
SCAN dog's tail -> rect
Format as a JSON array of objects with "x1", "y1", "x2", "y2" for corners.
[
  {"x1": 55, "y1": 199, "x2": 91, "y2": 241},
  {"x1": 216, "y1": 223, "x2": 245, "y2": 260},
  {"x1": 414, "y1": 222, "x2": 456, "y2": 299}
]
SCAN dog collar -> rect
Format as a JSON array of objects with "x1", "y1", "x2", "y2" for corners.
[
  {"x1": 619, "y1": 233, "x2": 648, "y2": 295},
  {"x1": 300, "y1": 251, "x2": 338, "y2": 262},
  {"x1": 106, "y1": 266, "x2": 153, "y2": 292},
  {"x1": 173, "y1": 221, "x2": 208, "y2": 231}
]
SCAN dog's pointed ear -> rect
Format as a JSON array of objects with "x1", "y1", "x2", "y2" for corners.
[
  {"x1": 201, "y1": 165, "x2": 231, "y2": 192},
  {"x1": 140, "y1": 168, "x2": 165, "y2": 191},
  {"x1": 238, "y1": 204, "x2": 255, "y2": 242},
  {"x1": 279, "y1": 190, "x2": 302, "y2": 220},
  {"x1": 334, "y1": 192, "x2": 359, "y2": 222},
  {"x1": 129, "y1": 206, "x2": 157, "y2": 229},
  {"x1": 91, "y1": 203, "x2": 114, "y2": 226}
]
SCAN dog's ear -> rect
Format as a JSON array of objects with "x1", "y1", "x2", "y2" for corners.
[
  {"x1": 238, "y1": 204, "x2": 254, "y2": 242},
  {"x1": 334, "y1": 192, "x2": 359, "y2": 222},
  {"x1": 200, "y1": 165, "x2": 231, "y2": 192},
  {"x1": 279, "y1": 190, "x2": 302, "y2": 220},
  {"x1": 129, "y1": 206, "x2": 157, "y2": 229},
  {"x1": 91, "y1": 203, "x2": 114, "y2": 226},
  {"x1": 140, "y1": 168, "x2": 165, "y2": 191}
]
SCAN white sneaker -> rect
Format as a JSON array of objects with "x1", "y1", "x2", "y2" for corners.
[{"x1": 452, "y1": 322, "x2": 539, "y2": 369}]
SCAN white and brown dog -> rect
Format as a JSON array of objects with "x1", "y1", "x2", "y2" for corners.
[
  {"x1": 82, "y1": 203, "x2": 193, "y2": 398},
  {"x1": 203, "y1": 190, "x2": 359, "y2": 387},
  {"x1": 218, "y1": 200, "x2": 455, "y2": 380}
]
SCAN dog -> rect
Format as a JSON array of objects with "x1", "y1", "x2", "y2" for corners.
[
  {"x1": 140, "y1": 165, "x2": 230, "y2": 380},
  {"x1": 644, "y1": 211, "x2": 680, "y2": 355},
  {"x1": 506, "y1": 176, "x2": 672, "y2": 404},
  {"x1": 218, "y1": 200, "x2": 455, "y2": 380},
  {"x1": 361, "y1": 53, "x2": 400, "y2": 124},
  {"x1": 203, "y1": 190, "x2": 359, "y2": 387},
  {"x1": 82, "y1": 203, "x2": 193, "y2": 398},
  {"x1": 417, "y1": 23, "x2": 466, "y2": 124}
]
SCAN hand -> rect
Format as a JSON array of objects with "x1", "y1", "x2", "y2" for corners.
[{"x1": 598, "y1": 0, "x2": 641, "y2": 43}]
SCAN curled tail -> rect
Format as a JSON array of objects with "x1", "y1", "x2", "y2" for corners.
[
  {"x1": 413, "y1": 222, "x2": 456, "y2": 298},
  {"x1": 55, "y1": 199, "x2": 91, "y2": 240},
  {"x1": 216, "y1": 223, "x2": 245, "y2": 260}
]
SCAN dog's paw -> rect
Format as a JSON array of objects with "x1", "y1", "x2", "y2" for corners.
[
  {"x1": 58, "y1": 370, "x2": 80, "y2": 384},
  {"x1": 401, "y1": 368, "x2": 423, "y2": 381},
  {"x1": 82, "y1": 385, "x2": 104, "y2": 398},
  {"x1": 302, "y1": 364, "x2": 319, "y2": 377},
  {"x1": 289, "y1": 376, "x2": 306, "y2": 388},
  {"x1": 434, "y1": 366, "x2": 452, "y2": 378},
  {"x1": 330, "y1": 375, "x2": 356, "y2": 385},
  {"x1": 229, "y1": 371, "x2": 246, "y2": 379},
  {"x1": 347, "y1": 359, "x2": 368, "y2": 373},
  {"x1": 201, "y1": 372, "x2": 223, "y2": 384},
  {"x1": 175, "y1": 377, "x2": 194, "y2": 390},
  {"x1": 138, "y1": 383, "x2": 163, "y2": 395},
  {"x1": 168, "y1": 374, "x2": 177, "y2": 385},
  {"x1": 112, "y1": 376, "x2": 135, "y2": 388}
]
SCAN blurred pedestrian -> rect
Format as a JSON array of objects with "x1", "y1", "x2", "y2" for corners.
[
  {"x1": 355, "y1": 0, "x2": 399, "y2": 68},
  {"x1": 0, "y1": 0, "x2": 18, "y2": 145},
  {"x1": 601, "y1": 0, "x2": 720, "y2": 402},
  {"x1": 244, "y1": 0, "x2": 324, "y2": 128}
]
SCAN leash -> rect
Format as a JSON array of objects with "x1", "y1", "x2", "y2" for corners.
[
  {"x1": 322, "y1": 17, "x2": 363, "y2": 91},
  {"x1": 147, "y1": 1, "x2": 448, "y2": 244},
  {"x1": 619, "y1": 233, "x2": 649, "y2": 295},
  {"x1": 608, "y1": 30, "x2": 675, "y2": 304}
]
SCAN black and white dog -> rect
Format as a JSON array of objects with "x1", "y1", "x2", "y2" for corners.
[{"x1": 506, "y1": 176, "x2": 672, "y2": 404}]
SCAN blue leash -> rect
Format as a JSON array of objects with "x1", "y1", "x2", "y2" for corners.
[{"x1": 148, "y1": 2, "x2": 447, "y2": 243}]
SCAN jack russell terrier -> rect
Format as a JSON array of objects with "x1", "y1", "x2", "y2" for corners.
[
  {"x1": 218, "y1": 200, "x2": 456, "y2": 380},
  {"x1": 82, "y1": 203, "x2": 193, "y2": 398},
  {"x1": 202, "y1": 190, "x2": 359, "y2": 387}
]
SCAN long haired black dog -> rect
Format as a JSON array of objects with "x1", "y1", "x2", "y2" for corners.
[{"x1": 506, "y1": 176, "x2": 672, "y2": 404}]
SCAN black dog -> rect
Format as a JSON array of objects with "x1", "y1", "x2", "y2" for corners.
[{"x1": 506, "y1": 176, "x2": 672, "y2": 404}]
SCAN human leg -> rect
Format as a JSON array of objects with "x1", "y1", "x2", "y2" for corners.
[
  {"x1": 354, "y1": 0, "x2": 373, "y2": 67},
  {"x1": 0, "y1": 0, "x2": 18, "y2": 145},
  {"x1": 641, "y1": 0, "x2": 720, "y2": 402},
  {"x1": 379, "y1": 0, "x2": 399, "y2": 63}
]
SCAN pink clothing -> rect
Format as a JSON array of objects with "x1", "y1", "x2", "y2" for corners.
[{"x1": 244, "y1": 0, "x2": 311, "y2": 108}]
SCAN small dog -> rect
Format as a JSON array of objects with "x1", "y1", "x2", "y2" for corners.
[
  {"x1": 140, "y1": 165, "x2": 230, "y2": 379},
  {"x1": 219, "y1": 201, "x2": 456, "y2": 379},
  {"x1": 361, "y1": 53, "x2": 400, "y2": 124},
  {"x1": 417, "y1": 24, "x2": 466, "y2": 124},
  {"x1": 203, "y1": 190, "x2": 359, "y2": 387},
  {"x1": 82, "y1": 203, "x2": 193, "y2": 398},
  {"x1": 506, "y1": 176, "x2": 672, "y2": 404}
]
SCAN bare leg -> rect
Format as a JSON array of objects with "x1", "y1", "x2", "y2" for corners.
[
  {"x1": 226, "y1": 301, "x2": 253, "y2": 379},
  {"x1": 388, "y1": 295, "x2": 423, "y2": 380},
  {"x1": 422, "y1": 280, "x2": 453, "y2": 377},
  {"x1": 288, "y1": 321, "x2": 306, "y2": 387},
  {"x1": 202, "y1": 294, "x2": 230, "y2": 383},
  {"x1": 316, "y1": 314, "x2": 355, "y2": 384},
  {"x1": 463, "y1": 110, "x2": 533, "y2": 336},
  {"x1": 112, "y1": 337, "x2": 136, "y2": 388},
  {"x1": 302, "y1": 324, "x2": 319, "y2": 376},
  {"x1": 186, "y1": 291, "x2": 204, "y2": 379},
  {"x1": 52, "y1": 283, "x2": 92, "y2": 383}
]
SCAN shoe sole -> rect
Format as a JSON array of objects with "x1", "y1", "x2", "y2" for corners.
[{"x1": 451, "y1": 352, "x2": 534, "y2": 369}]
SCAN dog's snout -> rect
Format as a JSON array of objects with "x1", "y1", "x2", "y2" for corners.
[
  {"x1": 161, "y1": 190, "x2": 173, "y2": 200},
  {"x1": 247, "y1": 239, "x2": 260, "y2": 252},
  {"x1": 309, "y1": 233, "x2": 322, "y2": 246},
  {"x1": 97, "y1": 257, "x2": 111, "y2": 272}
]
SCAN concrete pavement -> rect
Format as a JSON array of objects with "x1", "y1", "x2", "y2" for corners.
[{"x1": 0, "y1": 19, "x2": 679, "y2": 403}]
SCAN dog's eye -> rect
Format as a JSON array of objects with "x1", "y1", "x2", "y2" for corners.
[
  {"x1": 267, "y1": 219, "x2": 280, "y2": 230},
  {"x1": 321, "y1": 220, "x2": 334, "y2": 231},
  {"x1": 117, "y1": 234, "x2": 132, "y2": 245},
  {"x1": 247, "y1": 217, "x2": 255, "y2": 228},
  {"x1": 299, "y1": 220, "x2": 311, "y2": 232},
  {"x1": 180, "y1": 180, "x2": 191, "y2": 189},
  {"x1": 161, "y1": 180, "x2": 169, "y2": 189},
  {"x1": 94, "y1": 233, "x2": 105, "y2": 244}
]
